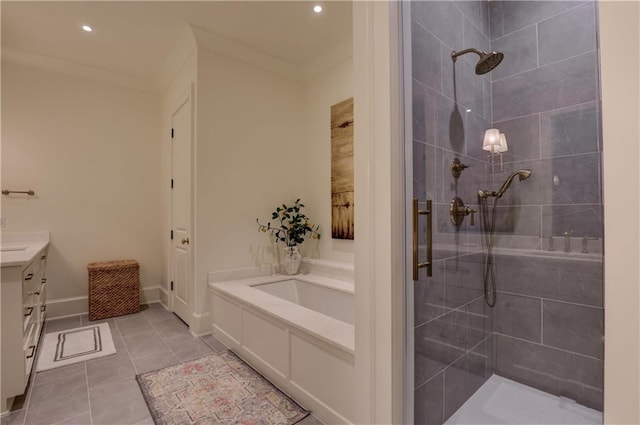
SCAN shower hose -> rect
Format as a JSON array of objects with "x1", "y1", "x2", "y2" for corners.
[{"x1": 479, "y1": 194, "x2": 499, "y2": 308}]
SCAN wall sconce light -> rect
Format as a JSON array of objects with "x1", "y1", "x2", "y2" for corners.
[{"x1": 483, "y1": 129, "x2": 508, "y2": 170}]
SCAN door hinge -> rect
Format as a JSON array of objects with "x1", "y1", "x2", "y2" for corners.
[
  {"x1": 170, "y1": 281, "x2": 174, "y2": 291},
  {"x1": 171, "y1": 128, "x2": 174, "y2": 138},
  {"x1": 171, "y1": 230, "x2": 174, "y2": 240},
  {"x1": 171, "y1": 179, "x2": 174, "y2": 189}
]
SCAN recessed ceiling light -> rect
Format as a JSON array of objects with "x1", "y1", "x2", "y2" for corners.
[
  {"x1": 82, "y1": 25, "x2": 93, "y2": 32},
  {"x1": 313, "y1": 5, "x2": 323, "y2": 13}
]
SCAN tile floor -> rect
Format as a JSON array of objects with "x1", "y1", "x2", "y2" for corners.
[{"x1": 1, "y1": 303, "x2": 323, "y2": 425}]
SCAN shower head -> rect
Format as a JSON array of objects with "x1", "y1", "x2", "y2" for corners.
[
  {"x1": 495, "y1": 170, "x2": 532, "y2": 199},
  {"x1": 451, "y1": 48, "x2": 504, "y2": 75}
]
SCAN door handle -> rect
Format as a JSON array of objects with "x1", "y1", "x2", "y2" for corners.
[
  {"x1": 181, "y1": 238, "x2": 190, "y2": 245},
  {"x1": 413, "y1": 198, "x2": 433, "y2": 280}
]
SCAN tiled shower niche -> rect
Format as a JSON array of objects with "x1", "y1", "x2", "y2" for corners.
[{"x1": 411, "y1": 1, "x2": 603, "y2": 423}]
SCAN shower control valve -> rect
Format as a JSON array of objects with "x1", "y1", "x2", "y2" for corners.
[{"x1": 449, "y1": 197, "x2": 476, "y2": 227}]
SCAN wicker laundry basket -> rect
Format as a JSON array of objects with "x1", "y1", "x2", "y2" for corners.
[{"x1": 88, "y1": 259, "x2": 140, "y2": 320}]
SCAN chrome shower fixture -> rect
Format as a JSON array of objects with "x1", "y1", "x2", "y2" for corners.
[
  {"x1": 451, "y1": 48, "x2": 505, "y2": 75},
  {"x1": 478, "y1": 170, "x2": 532, "y2": 199}
]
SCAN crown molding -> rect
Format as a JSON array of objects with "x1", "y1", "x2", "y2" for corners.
[
  {"x1": 188, "y1": 23, "x2": 303, "y2": 82},
  {"x1": 154, "y1": 24, "x2": 197, "y2": 93},
  {"x1": 1, "y1": 45, "x2": 158, "y2": 94}
]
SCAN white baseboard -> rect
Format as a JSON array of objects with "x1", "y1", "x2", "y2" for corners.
[
  {"x1": 46, "y1": 286, "x2": 163, "y2": 319},
  {"x1": 190, "y1": 311, "x2": 211, "y2": 336}
]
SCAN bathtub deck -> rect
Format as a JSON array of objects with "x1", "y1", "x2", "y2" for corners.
[{"x1": 445, "y1": 375, "x2": 602, "y2": 425}]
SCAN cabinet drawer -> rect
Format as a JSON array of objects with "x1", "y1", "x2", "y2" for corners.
[
  {"x1": 22, "y1": 296, "x2": 36, "y2": 334},
  {"x1": 23, "y1": 322, "x2": 37, "y2": 376}
]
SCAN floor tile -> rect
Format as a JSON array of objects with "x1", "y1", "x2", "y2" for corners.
[
  {"x1": 132, "y1": 415, "x2": 154, "y2": 425},
  {"x1": 131, "y1": 351, "x2": 180, "y2": 374},
  {"x1": 89, "y1": 379, "x2": 150, "y2": 425},
  {"x1": 299, "y1": 415, "x2": 324, "y2": 425},
  {"x1": 141, "y1": 304, "x2": 176, "y2": 323},
  {"x1": 86, "y1": 352, "x2": 136, "y2": 388},
  {"x1": 115, "y1": 315, "x2": 153, "y2": 337},
  {"x1": 163, "y1": 333, "x2": 213, "y2": 361},
  {"x1": 201, "y1": 334, "x2": 227, "y2": 352},
  {"x1": 25, "y1": 372, "x2": 89, "y2": 424},
  {"x1": 151, "y1": 316, "x2": 189, "y2": 338},
  {"x1": 33, "y1": 363, "x2": 85, "y2": 388},
  {"x1": 51, "y1": 412, "x2": 91, "y2": 425},
  {"x1": 122, "y1": 330, "x2": 171, "y2": 359},
  {"x1": 44, "y1": 316, "x2": 82, "y2": 334},
  {"x1": 1, "y1": 409, "x2": 25, "y2": 425},
  {"x1": 80, "y1": 314, "x2": 115, "y2": 328}
]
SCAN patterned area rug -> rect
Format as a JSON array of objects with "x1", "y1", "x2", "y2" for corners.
[
  {"x1": 36, "y1": 323, "x2": 116, "y2": 371},
  {"x1": 136, "y1": 350, "x2": 309, "y2": 425}
]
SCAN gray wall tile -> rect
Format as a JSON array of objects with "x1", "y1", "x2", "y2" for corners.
[
  {"x1": 444, "y1": 336, "x2": 493, "y2": 420},
  {"x1": 543, "y1": 204, "x2": 603, "y2": 239},
  {"x1": 543, "y1": 300, "x2": 604, "y2": 359},
  {"x1": 415, "y1": 373, "x2": 444, "y2": 425},
  {"x1": 540, "y1": 102, "x2": 599, "y2": 158},
  {"x1": 489, "y1": 1, "x2": 581, "y2": 40},
  {"x1": 494, "y1": 114, "x2": 541, "y2": 163},
  {"x1": 412, "y1": 1, "x2": 464, "y2": 49},
  {"x1": 464, "y1": 111, "x2": 492, "y2": 161},
  {"x1": 538, "y1": 3, "x2": 597, "y2": 66},
  {"x1": 494, "y1": 293, "x2": 542, "y2": 342},
  {"x1": 455, "y1": 1, "x2": 490, "y2": 39},
  {"x1": 494, "y1": 253, "x2": 603, "y2": 307},
  {"x1": 413, "y1": 141, "x2": 437, "y2": 201},
  {"x1": 435, "y1": 93, "x2": 466, "y2": 153},
  {"x1": 550, "y1": 153, "x2": 601, "y2": 204},
  {"x1": 443, "y1": 49, "x2": 486, "y2": 118},
  {"x1": 413, "y1": 80, "x2": 438, "y2": 145},
  {"x1": 463, "y1": 18, "x2": 490, "y2": 57},
  {"x1": 415, "y1": 319, "x2": 467, "y2": 385},
  {"x1": 492, "y1": 52, "x2": 598, "y2": 122},
  {"x1": 413, "y1": 21, "x2": 443, "y2": 92},
  {"x1": 491, "y1": 25, "x2": 538, "y2": 81},
  {"x1": 415, "y1": 266, "x2": 447, "y2": 327},
  {"x1": 495, "y1": 334, "x2": 603, "y2": 410},
  {"x1": 477, "y1": 205, "x2": 542, "y2": 237}
]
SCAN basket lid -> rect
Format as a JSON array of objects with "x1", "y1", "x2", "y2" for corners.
[{"x1": 88, "y1": 259, "x2": 139, "y2": 270}]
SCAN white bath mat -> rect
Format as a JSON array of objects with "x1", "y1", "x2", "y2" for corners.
[{"x1": 36, "y1": 323, "x2": 116, "y2": 371}]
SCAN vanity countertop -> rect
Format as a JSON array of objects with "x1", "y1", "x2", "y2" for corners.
[{"x1": 1, "y1": 232, "x2": 50, "y2": 267}]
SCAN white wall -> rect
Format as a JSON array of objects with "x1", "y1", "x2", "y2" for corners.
[
  {"x1": 193, "y1": 48, "x2": 306, "y2": 316},
  {"x1": 160, "y1": 49, "x2": 197, "y2": 307},
  {"x1": 1, "y1": 62, "x2": 162, "y2": 312},
  {"x1": 600, "y1": 0, "x2": 640, "y2": 423},
  {"x1": 303, "y1": 57, "x2": 354, "y2": 263}
]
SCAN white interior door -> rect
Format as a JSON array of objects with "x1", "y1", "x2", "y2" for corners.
[{"x1": 170, "y1": 91, "x2": 193, "y2": 325}]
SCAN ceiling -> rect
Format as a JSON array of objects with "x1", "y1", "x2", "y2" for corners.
[{"x1": 1, "y1": 1, "x2": 353, "y2": 82}]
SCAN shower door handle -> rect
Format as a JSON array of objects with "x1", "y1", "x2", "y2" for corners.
[{"x1": 413, "y1": 198, "x2": 433, "y2": 280}]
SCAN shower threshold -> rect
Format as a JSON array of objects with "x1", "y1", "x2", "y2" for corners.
[{"x1": 445, "y1": 375, "x2": 602, "y2": 425}]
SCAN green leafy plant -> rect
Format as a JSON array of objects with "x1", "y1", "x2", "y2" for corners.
[{"x1": 257, "y1": 199, "x2": 320, "y2": 247}]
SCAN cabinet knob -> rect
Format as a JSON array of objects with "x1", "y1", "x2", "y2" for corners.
[
  {"x1": 25, "y1": 273, "x2": 33, "y2": 281},
  {"x1": 24, "y1": 306, "x2": 33, "y2": 317},
  {"x1": 41, "y1": 278, "x2": 47, "y2": 284}
]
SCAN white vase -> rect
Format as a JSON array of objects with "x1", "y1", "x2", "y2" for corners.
[{"x1": 280, "y1": 245, "x2": 302, "y2": 275}]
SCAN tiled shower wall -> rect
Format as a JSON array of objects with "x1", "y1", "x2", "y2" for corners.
[
  {"x1": 411, "y1": 1, "x2": 604, "y2": 423},
  {"x1": 488, "y1": 0, "x2": 604, "y2": 411},
  {"x1": 411, "y1": 1, "x2": 495, "y2": 424}
]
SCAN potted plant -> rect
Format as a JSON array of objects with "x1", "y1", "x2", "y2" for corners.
[{"x1": 257, "y1": 199, "x2": 320, "y2": 275}]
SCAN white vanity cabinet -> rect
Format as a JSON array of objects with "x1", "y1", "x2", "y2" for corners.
[{"x1": 1, "y1": 234, "x2": 49, "y2": 413}]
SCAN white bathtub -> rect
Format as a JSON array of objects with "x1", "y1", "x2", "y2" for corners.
[{"x1": 209, "y1": 271, "x2": 355, "y2": 424}]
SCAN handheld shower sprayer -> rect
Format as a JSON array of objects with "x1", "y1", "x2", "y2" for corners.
[
  {"x1": 477, "y1": 169, "x2": 532, "y2": 307},
  {"x1": 478, "y1": 170, "x2": 532, "y2": 199}
]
